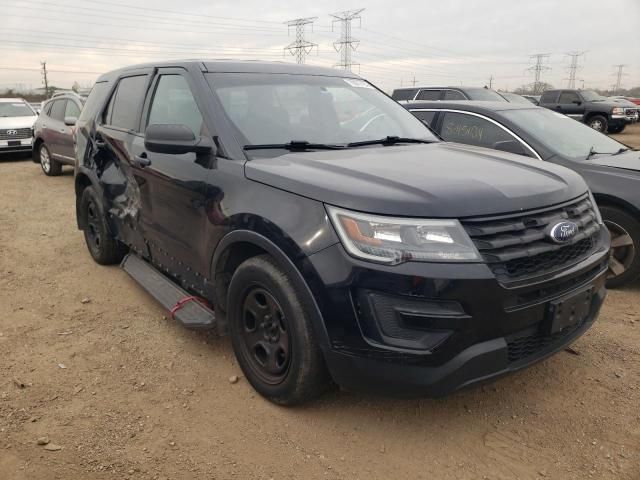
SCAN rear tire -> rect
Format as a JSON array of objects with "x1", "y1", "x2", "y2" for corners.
[
  {"x1": 39, "y1": 143, "x2": 61, "y2": 176},
  {"x1": 587, "y1": 115, "x2": 608, "y2": 133},
  {"x1": 227, "y1": 254, "x2": 330, "y2": 405},
  {"x1": 80, "y1": 186, "x2": 128, "y2": 265},
  {"x1": 600, "y1": 205, "x2": 640, "y2": 288}
]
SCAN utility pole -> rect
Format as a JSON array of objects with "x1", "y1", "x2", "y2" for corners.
[
  {"x1": 410, "y1": 75, "x2": 418, "y2": 87},
  {"x1": 330, "y1": 9, "x2": 364, "y2": 72},
  {"x1": 488, "y1": 75, "x2": 494, "y2": 89},
  {"x1": 526, "y1": 53, "x2": 551, "y2": 94},
  {"x1": 284, "y1": 17, "x2": 318, "y2": 64},
  {"x1": 41, "y1": 61, "x2": 49, "y2": 99},
  {"x1": 564, "y1": 51, "x2": 586, "y2": 89},
  {"x1": 612, "y1": 64, "x2": 628, "y2": 94}
]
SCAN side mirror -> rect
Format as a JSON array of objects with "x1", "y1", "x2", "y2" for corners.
[
  {"x1": 493, "y1": 139, "x2": 528, "y2": 156},
  {"x1": 144, "y1": 124, "x2": 214, "y2": 155},
  {"x1": 64, "y1": 116, "x2": 77, "y2": 126}
]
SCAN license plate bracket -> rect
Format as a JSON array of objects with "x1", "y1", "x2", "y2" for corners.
[
  {"x1": 546, "y1": 288, "x2": 593, "y2": 334},
  {"x1": 8, "y1": 140, "x2": 20, "y2": 147}
]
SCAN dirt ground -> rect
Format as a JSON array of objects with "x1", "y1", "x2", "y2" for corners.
[{"x1": 1, "y1": 126, "x2": 640, "y2": 479}]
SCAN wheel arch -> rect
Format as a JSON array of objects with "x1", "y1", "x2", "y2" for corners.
[
  {"x1": 210, "y1": 230, "x2": 330, "y2": 349},
  {"x1": 592, "y1": 193, "x2": 640, "y2": 220},
  {"x1": 74, "y1": 171, "x2": 99, "y2": 228},
  {"x1": 32, "y1": 137, "x2": 44, "y2": 163}
]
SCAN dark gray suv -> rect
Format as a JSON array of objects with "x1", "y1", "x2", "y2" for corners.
[{"x1": 33, "y1": 93, "x2": 84, "y2": 176}]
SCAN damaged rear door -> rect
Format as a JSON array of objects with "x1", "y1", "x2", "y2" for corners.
[{"x1": 94, "y1": 70, "x2": 152, "y2": 257}]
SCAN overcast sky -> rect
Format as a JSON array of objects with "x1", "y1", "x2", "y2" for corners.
[{"x1": 1, "y1": 0, "x2": 639, "y2": 93}]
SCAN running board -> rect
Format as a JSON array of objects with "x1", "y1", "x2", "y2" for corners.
[{"x1": 121, "y1": 254, "x2": 216, "y2": 330}]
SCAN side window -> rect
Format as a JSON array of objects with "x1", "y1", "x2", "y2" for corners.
[
  {"x1": 440, "y1": 112, "x2": 519, "y2": 150},
  {"x1": 392, "y1": 89, "x2": 417, "y2": 101},
  {"x1": 64, "y1": 100, "x2": 81, "y2": 119},
  {"x1": 444, "y1": 90, "x2": 466, "y2": 101},
  {"x1": 411, "y1": 110, "x2": 436, "y2": 126},
  {"x1": 78, "y1": 81, "x2": 109, "y2": 122},
  {"x1": 558, "y1": 92, "x2": 580, "y2": 104},
  {"x1": 105, "y1": 75, "x2": 148, "y2": 132},
  {"x1": 416, "y1": 89, "x2": 441, "y2": 101},
  {"x1": 147, "y1": 75, "x2": 203, "y2": 136},
  {"x1": 49, "y1": 100, "x2": 67, "y2": 121},
  {"x1": 540, "y1": 91, "x2": 559, "y2": 103}
]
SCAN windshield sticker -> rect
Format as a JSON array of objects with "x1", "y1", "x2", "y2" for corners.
[{"x1": 344, "y1": 78, "x2": 374, "y2": 89}]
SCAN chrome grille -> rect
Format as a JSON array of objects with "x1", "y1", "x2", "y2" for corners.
[
  {"x1": 462, "y1": 196, "x2": 602, "y2": 282},
  {"x1": 0, "y1": 128, "x2": 32, "y2": 140}
]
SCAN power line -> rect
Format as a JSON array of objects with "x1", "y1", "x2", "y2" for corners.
[
  {"x1": 612, "y1": 64, "x2": 628, "y2": 94},
  {"x1": 284, "y1": 17, "x2": 318, "y2": 64},
  {"x1": 527, "y1": 53, "x2": 551, "y2": 94},
  {"x1": 564, "y1": 51, "x2": 586, "y2": 89},
  {"x1": 330, "y1": 9, "x2": 364, "y2": 72}
]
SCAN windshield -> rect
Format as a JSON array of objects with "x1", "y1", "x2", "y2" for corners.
[
  {"x1": 466, "y1": 88, "x2": 507, "y2": 101},
  {"x1": 580, "y1": 90, "x2": 607, "y2": 102},
  {"x1": 502, "y1": 108, "x2": 627, "y2": 159},
  {"x1": 206, "y1": 73, "x2": 437, "y2": 151},
  {"x1": 0, "y1": 101, "x2": 35, "y2": 117}
]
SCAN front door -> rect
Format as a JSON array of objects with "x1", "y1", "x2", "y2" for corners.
[
  {"x1": 556, "y1": 91, "x2": 584, "y2": 120},
  {"x1": 133, "y1": 69, "x2": 213, "y2": 285}
]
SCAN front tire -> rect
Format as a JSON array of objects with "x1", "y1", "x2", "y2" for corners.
[
  {"x1": 80, "y1": 186, "x2": 128, "y2": 265},
  {"x1": 601, "y1": 205, "x2": 640, "y2": 288},
  {"x1": 39, "y1": 143, "x2": 61, "y2": 176},
  {"x1": 227, "y1": 255, "x2": 330, "y2": 405},
  {"x1": 608, "y1": 125, "x2": 626, "y2": 134},
  {"x1": 587, "y1": 115, "x2": 608, "y2": 133}
]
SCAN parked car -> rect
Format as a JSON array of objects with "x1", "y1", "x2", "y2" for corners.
[
  {"x1": 391, "y1": 86, "x2": 507, "y2": 103},
  {"x1": 608, "y1": 97, "x2": 640, "y2": 122},
  {"x1": 611, "y1": 96, "x2": 640, "y2": 106},
  {"x1": 33, "y1": 92, "x2": 84, "y2": 175},
  {"x1": 405, "y1": 100, "x2": 638, "y2": 286},
  {"x1": 0, "y1": 98, "x2": 37, "y2": 156},
  {"x1": 498, "y1": 92, "x2": 535, "y2": 105},
  {"x1": 74, "y1": 60, "x2": 609, "y2": 405},
  {"x1": 539, "y1": 89, "x2": 636, "y2": 133}
]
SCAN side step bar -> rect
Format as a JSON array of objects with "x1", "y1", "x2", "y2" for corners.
[{"x1": 121, "y1": 254, "x2": 216, "y2": 330}]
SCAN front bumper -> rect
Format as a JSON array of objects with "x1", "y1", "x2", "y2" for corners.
[
  {"x1": 0, "y1": 138, "x2": 33, "y2": 154},
  {"x1": 306, "y1": 228, "x2": 609, "y2": 397}
]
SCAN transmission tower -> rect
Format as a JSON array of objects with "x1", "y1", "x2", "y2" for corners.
[
  {"x1": 526, "y1": 53, "x2": 551, "y2": 94},
  {"x1": 284, "y1": 17, "x2": 318, "y2": 64},
  {"x1": 612, "y1": 64, "x2": 628, "y2": 94},
  {"x1": 564, "y1": 51, "x2": 586, "y2": 89},
  {"x1": 330, "y1": 9, "x2": 364, "y2": 72}
]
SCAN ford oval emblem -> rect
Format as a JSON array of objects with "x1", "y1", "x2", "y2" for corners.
[{"x1": 549, "y1": 221, "x2": 579, "y2": 244}]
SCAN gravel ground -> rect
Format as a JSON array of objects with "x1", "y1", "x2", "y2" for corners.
[{"x1": 1, "y1": 126, "x2": 639, "y2": 479}]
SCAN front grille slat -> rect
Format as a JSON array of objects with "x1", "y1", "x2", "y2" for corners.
[
  {"x1": 0, "y1": 127, "x2": 32, "y2": 140},
  {"x1": 462, "y1": 195, "x2": 601, "y2": 283}
]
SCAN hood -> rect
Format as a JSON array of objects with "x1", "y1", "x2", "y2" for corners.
[
  {"x1": 0, "y1": 116, "x2": 37, "y2": 129},
  {"x1": 588, "y1": 150, "x2": 640, "y2": 172},
  {"x1": 245, "y1": 142, "x2": 587, "y2": 218}
]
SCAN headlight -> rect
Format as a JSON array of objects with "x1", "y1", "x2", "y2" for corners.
[
  {"x1": 612, "y1": 107, "x2": 625, "y2": 115},
  {"x1": 588, "y1": 191, "x2": 603, "y2": 225},
  {"x1": 326, "y1": 206, "x2": 481, "y2": 265}
]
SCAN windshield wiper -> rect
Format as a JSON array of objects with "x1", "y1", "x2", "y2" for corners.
[
  {"x1": 585, "y1": 146, "x2": 607, "y2": 160},
  {"x1": 612, "y1": 147, "x2": 629, "y2": 156},
  {"x1": 243, "y1": 140, "x2": 344, "y2": 151},
  {"x1": 347, "y1": 136, "x2": 434, "y2": 148}
]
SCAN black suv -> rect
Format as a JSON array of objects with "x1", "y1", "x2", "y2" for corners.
[
  {"x1": 33, "y1": 92, "x2": 84, "y2": 176},
  {"x1": 391, "y1": 86, "x2": 507, "y2": 103},
  {"x1": 539, "y1": 89, "x2": 636, "y2": 133},
  {"x1": 74, "y1": 60, "x2": 609, "y2": 405}
]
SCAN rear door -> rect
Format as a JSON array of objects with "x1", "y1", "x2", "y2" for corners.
[
  {"x1": 539, "y1": 91, "x2": 559, "y2": 111},
  {"x1": 556, "y1": 91, "x2": 584, "y2": 120},
  {"x1": 134, "y1": 68, "x2": 212, "y2": 281},
  {"x1": 95, "y1": 70, "x2": 152, "y2": 256}
]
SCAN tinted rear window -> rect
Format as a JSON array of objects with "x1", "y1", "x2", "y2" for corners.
[
  {"x1": 416, "y1": 90, "x2": 441, "y2": 100},
  {"x1": 540, "y1": 91, "x2": 559, "y2": 103},
  {"x1": 106, "y1": 75, "x2": 148, "y2": 131},
  {"x1": 392, "y1": 89, "x2": 417, "y2": 101},
  {"x1": 78, "y1": 82, "x2": 109, "y2": 122}
]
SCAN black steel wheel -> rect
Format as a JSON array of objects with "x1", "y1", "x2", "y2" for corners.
[
  {"x1": 228, "y1": 254, "x2": 330, "y2": 405},
  {"x1": 80, "y1": 186, "x2": 128, "y2": 265}
]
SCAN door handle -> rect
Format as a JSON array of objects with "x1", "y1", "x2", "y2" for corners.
[
  {"x1": 95, "y1": 139, "x2": 106, "y2": 148},
  {"x1": 132, "y1": 153, "x2": 151, "y2": 168}
]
